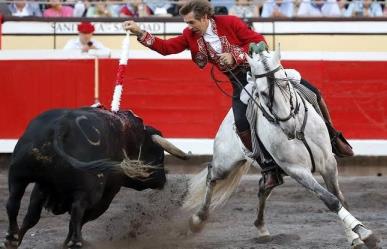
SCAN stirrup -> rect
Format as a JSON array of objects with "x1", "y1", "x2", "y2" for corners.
[
  {"x1": 260, "y1": 160, "x2": 284, "y2": 190},
  {"x1": 262, "y1": 170, "x2": 284, "y2": 190}
]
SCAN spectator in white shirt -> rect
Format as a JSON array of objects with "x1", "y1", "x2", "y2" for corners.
[
  {"x1": 297, "y1": 0, "x2": 341, "y2": 17},
  {"x1": 144, "y1": 0, "x2": 171, "y2": 15},
  {"x1": 64, "y1": 22, "x2": 110, "y2": 57},
  {"x1": 229, "y1": 0, "x2": 259, "y2": 18},
  {"x1": 261, "y1": 0, "x2": 294, "y2": 18},
  {"x1": 8, "y1": 0, "x2": 42, "y2": 17},
  {"x1": 344, "y1": 0, "x2": 383, "y2": 16}
]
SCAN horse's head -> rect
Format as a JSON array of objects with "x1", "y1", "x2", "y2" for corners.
[
  {"x1": 246, "y1": 42, "x2": 298, "y2": 139},
  {"x1": 247, "y1": 42, "x2": 282, "y2": 78}
]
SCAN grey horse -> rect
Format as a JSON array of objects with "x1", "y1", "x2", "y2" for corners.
[{"x1": 183, "y1": 43, "x2": 381, "y2": 249}]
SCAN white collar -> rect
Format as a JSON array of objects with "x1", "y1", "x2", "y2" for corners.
[{"x1": 204, "y1": 20, "x2": 214, "y2": 36}]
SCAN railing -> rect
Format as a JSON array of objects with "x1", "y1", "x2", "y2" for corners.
[{"x1": 1, "y1": 0, "x2": 387, "y2": 18}]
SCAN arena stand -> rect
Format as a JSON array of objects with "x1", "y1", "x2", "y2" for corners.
[{"x1": 0, "y1": 16, "x2": 386, "y2": 155}]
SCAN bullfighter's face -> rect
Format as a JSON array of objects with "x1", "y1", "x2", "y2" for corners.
[{"x1": 183, "y1": 11, "x2": 209, "y2": 36}]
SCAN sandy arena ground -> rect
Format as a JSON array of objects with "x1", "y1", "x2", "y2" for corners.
[{"x1": 0, "y1": 168, "x2": 386, "y2": 249}]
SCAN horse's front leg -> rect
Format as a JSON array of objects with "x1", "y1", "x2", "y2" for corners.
[
  {"x1": 189, "y1": 176, "x2": 216, "y2": 233},
  {"x1": 254, "y1": 176, "x2": 274, "y2": 241},
  {"x1": 320, "y1": 156, "x2": 365, "y2": 249},
  {"x1": 281, "y1": 163, "x2": 381, "y2": 249}
]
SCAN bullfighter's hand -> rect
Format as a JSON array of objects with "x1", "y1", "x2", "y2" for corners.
[
  {"x1": 218, "y1": 53, "x2": 235, "y2": 66},
  {"x1": 122, "y1": 20, "x2": 144, "y2": 37}
]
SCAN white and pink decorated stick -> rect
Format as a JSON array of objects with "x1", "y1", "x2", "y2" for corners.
[{"x1": 111, "y1": 32, "x2": 130, "y2": 112}]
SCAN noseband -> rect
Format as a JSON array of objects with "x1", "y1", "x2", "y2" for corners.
[
  {"x1": 254, "y1": 66, "x2": 300, "y2": 124},
  {"x1": 254, "y1": 66, "x2": 282, "y2": 79}
]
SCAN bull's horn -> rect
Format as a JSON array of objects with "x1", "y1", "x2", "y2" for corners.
[{"x1": 151, "y1": 135, "x2": 191, "y2": 160}]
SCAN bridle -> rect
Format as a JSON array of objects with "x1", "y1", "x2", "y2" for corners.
[
  {"x1": 253, "y1": 64, "x2": 316, "y2": 172},
  {"x1": 253, "y1": 66, "x2": 300, "y2": 125},
  {"x1": 227, "y1": 60, "x2": 316, "y2": 172}
]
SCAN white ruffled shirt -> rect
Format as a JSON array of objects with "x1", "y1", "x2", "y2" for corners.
[{"x1": 203, "y1": 21, "x2": 222, "y2": 54}]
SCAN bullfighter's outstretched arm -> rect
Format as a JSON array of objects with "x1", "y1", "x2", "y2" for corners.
[{"x1": 123, "y1": 20, "x2": 188, "y2": 56}]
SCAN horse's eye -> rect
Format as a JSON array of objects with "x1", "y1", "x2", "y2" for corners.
[{"x1": 260, "y1": 91, "x2": 268, "y2": 98}]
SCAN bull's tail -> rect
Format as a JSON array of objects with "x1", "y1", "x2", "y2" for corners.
[
  {"x1": 53, "y1": 122, "x2": 153, "y2": 178},
  {"x1": 183, "y1": 161, "x2": 252, "y2": 211}
]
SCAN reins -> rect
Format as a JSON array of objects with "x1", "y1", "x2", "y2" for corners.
[
  {"x1": 210, "y1": 65, "x2": 236, "y2": 98},
  {"x1": 226, "y1": 65, "x2": 316, "y2": 173}
]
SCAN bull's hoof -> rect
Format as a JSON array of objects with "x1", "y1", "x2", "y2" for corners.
[
  {"x1": 67, "y1": 240, "x2": 83, "y2": 248},
  {"x1": 1, "y1": 241, "x2": 18, "y2": 249},
  {"x1": 3, "y1": 233, "x2": 19, "y2": 249},
  {"x1": 351, "y1": 238, "x2": 367, "y2": 249},
  {"x1": 189, "y1": 214, "x2": 206, "y2": 233}
]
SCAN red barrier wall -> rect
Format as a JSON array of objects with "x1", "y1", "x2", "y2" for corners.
[
  {"x1": 0, "y1": 59, "x2": 386, "y2": 139},
  {"x1": 0, "y1": 15, "x2": 2, "y2": 49}
]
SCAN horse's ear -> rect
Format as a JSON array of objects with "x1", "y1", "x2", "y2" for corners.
[
  {"x1": 249, "y1": 41, "x2": 268, "y2": 56},
  {"x1": 257, "y1": 41, "x2": 268, "y2": 53},
  {"x1": 246, "y1": 53, "x2": 254, "y2": 66},
  {"x1": 248, "y1": 43, "x2": 256, "y2": 56}
]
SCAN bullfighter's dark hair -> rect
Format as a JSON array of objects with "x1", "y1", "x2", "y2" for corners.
[{"x1": 179, "y1": 0, "x2": 215, "y2": 19}]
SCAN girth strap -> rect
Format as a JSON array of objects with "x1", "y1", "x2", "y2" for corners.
[{"x1": 296, "y1": 94, "x2": 316, "y2": 173}]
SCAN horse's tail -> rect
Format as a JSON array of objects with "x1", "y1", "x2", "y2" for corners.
[{"x1": 183, "y1": 160, "x2": 252, "y2": 211}]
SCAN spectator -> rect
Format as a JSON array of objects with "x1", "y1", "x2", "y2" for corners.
[
  {"x1": 72, "y1": 0, "x2": 88, "y2": 17},
  {"x1": 261, "y1": 0, "x2": 294, "y2": 18},
  {"x1": 210, "y1": 0, "x2": 236, "y2": 10},
  {"x1": 229, "y1": 0, "x2": 259, "y2": 17},
  {"x1": 144, "y1": 0, "x2": 171, "y2": 14},
  {"x1": 43, "y1": 0, "x2": 74, "y2": 17},
  {"x1": 297, "y1": 0, "x2": 341, "y2": 17},
  {"x1": 87, "y1": 0, "x2": 120, "y2": 17},
  {"x1": 64, "y1": 22, "x2": 110, "y2": 56},
  {"x1": 120, "y1": 0, "x2": 152, "y2": 17},
  {"x1": 337, "y1": 0, "x2": 348, "y2": 15},
  {"x1": 344, "y1": 0, "x2": 383, "y2": 16},
  {"x1": 167, "y1": 0, "x2": 188, "y2": 16},
  {"x1": 8, "y1": 0, "x2": 42, "y2": 17},
  {"x1": 0, "y1": 3, "x2": 11, "y2": 16},
  {"x1": 384, "y1": 1, "x2": 387, "y2": 16}
]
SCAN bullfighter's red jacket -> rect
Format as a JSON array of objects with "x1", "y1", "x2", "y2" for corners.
[{"x1": 138, "y1": 15, "x2": 266, "y2": 72}]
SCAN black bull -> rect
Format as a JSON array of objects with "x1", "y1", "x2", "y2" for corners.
[{"x1": 2, "y1": 107, "x2": 189, "y2": 249}]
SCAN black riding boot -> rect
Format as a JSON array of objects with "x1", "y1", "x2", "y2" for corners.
[
  {"x1": 318, "y1": 98, "x2": 354, "y2": 157},
  {"x1": 237, "y1": 129, "x2": 283, "y2": 189}
]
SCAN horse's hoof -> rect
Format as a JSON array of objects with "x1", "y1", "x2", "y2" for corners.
[
  {"x1": 353, "y1": 225, "x2": 381, "y2": 249},
  {"x1": 351, "y1": 238, "x2": 367, "y2": 249},
  {"x1": 354, "y1": 225, "x2": 372, "y2": 241},
  {"x1": 362, "y1": 233, "x2": 381, "y2": 249},
  {"x1": 256, "y1": 225, "x2": 271, "y2": 239},
  {"x1": 255, "y1": 235, "x2": 272, "y2": 243},
  {"x1": 189, "y1": 214, "x2": 206, "y2": 233}
]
